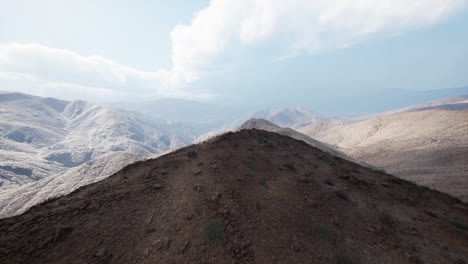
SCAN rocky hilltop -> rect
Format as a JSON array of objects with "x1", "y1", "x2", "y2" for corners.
[{"x1": 0, "y1": 129, "x2": 467, "y2": 264}]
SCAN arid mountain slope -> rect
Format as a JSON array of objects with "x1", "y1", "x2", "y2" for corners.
[
  {"x1": 298, "y1": 119, "x2": 354, "y2": 138},
  {"x1": 299, "y1": 94, "x2": 468, "y2": 138},
  {"x1": 304, "y1": 109, "x2": 468, "y2": 201},
  {"x1": 0, "y1": 129, "x2": 467, "y2": 264},
  {"x1": 355, "y1": 94, "x2": 468, "y2": 121}
]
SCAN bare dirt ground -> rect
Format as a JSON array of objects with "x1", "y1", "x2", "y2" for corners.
[{"x1": 0, "y1": 129, "x2": 467, "y2": 264}]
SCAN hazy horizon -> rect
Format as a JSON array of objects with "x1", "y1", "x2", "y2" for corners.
[
  {"x1": 1, "y1": 0, "x2": 468, "y2": 116},
  {"x1": 2, "y1": 84, "x2": 468, "y2": 118}
]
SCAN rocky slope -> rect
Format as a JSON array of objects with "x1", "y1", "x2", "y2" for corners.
[
  {"x1": 0, "y1": 129, "x2": 467, "y2": 264},
  {"x1": 302, "y1": 109, "x2": 468, "y2": 202},
  {"x1": 0, "y1": 92, "x2": 188, "y2": 188},
  {"x1": 0, "y1": 151, "x2": 168, "y2": 218}
]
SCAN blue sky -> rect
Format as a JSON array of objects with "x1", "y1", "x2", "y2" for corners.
[{"x1": 1, "y1": 0, "x2": 467, "y2": 115}]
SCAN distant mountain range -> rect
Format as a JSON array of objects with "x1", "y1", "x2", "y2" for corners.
[
  {"x1": 246, "y1": 107, "x2": 331, "y2": 129},
  {"x1": 0, "y1": 91, "x2": 467, "y2": 219},
  {"x1": 106, "y1": 98, "x2": 244, "y2": 136},
  {"x1": 0, "y1": 92, "x2": 189, "y2": 188}
]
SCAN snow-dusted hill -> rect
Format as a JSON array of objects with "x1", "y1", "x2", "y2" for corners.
[{"x1": 0, "y1": 92, "x2": 189, "y2": 188}]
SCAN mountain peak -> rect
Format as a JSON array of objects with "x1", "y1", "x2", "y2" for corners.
[
  {"x1": 0, "y1": 91, "x2": 38, "y2": 102},
  {"x1": 240, "y1": 118, "x2": 280, "y2": 129}
]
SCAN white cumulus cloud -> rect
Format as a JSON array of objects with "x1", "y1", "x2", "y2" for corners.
[
  {"x1": 171, "y1": 0, "x2": 467, "y2": 79},
  {"x1": 0, "y1": 43, "x2": 211, "y2": 101},
  {"x1": 0, "y1": 0, "x2": 466, "y2": 101}
]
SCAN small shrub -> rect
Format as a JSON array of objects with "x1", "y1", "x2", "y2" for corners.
[
  {"x1": 453, "y1": 221, "x2": 468, "y2": 231},
  {"x1": 187, "y1": 151, "x2": 197, "y2": 158},
  {"x1": 375, "y1": 169, "x2": 386, "y2": 174},
  {"x1": 379, "y1": 213, "x2": 398, "y2": 228},
  {"x1": 297, "y1": 177, "x2": 314, "y2": 184},
  {"x1": 300, "y1": 221, "x2": 333, "y2": 241},
  {"x1": 324, "y1": 180, "x2": 334, "y2": 186},
  {"x1": 414, "y1": 184, "x2": 431, "y2": 194},
  {"x1": 205, "y1": 219, "x2": 225, "y2": 241},
  {"x1": 389, "y1": 178, "x2": 430, "y2": 194},
  {"x1": 247, "y1": 163, "x2": 256, "y2": 170},
  {"x1": 283, "y1": 163, "x2": 295, "y2": 171},
  {"x1": 38, "y1": 196, "x2": 61, "y2": 206},
  {"x1": 313, "y1": 223, "x2": 333, "y2": 241},
  {"x1": 335, "y1": 191, "x2": 350, "y2": 201},
  {"x1": 355, "y1": 178, "x2": 377, "y2": 192},
  {"x1": 258, "y1": 177, "x2": 267, "y2": 185},
  {"x1": 335, "y1": 252, "x2": 353, "y2": 264},
  {"x1": 424, "y1": 209, "x2": 438, "y2": 218},
  {"x1": 244, "y1": 173, "x2": 255, "y2": 178},
  {"x1": 389, "y1": 178, "x2": 405, "y2": 185},
  {"x1": 341, "y1": 168, "x2": 351, "y2": 175},
  {"x1": 317, "y1": 153, "x2": 334, "y2": 164}
]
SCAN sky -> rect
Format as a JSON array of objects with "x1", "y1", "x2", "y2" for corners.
[{"x1": 1, "y1": 0, "x2": 468, "y2": 115}]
